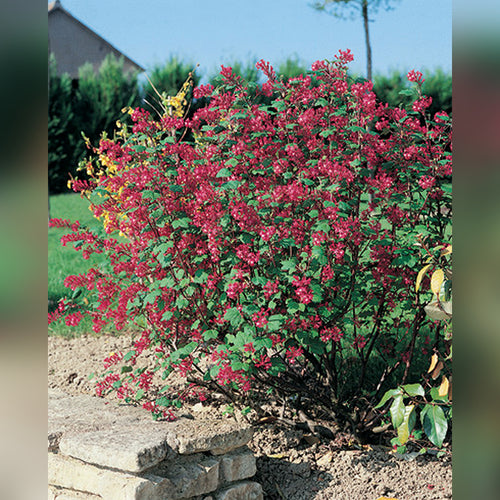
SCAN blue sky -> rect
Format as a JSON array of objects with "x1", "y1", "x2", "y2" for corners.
[{"x1": 53, "y1": 0, "x2": 451, "y2": 82}]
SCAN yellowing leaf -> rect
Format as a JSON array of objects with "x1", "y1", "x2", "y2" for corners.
[
  {"x1": 376, "y1": 497, "x2": 400, "y2": 500},
  {"x1": 441, "y1": 244, "x2": 452, "y2": 256},
  {"x1": 431, "y1": 269, "x2": 444, "y2": 296},
  {"x1": 430, "y1": 361, "x2": 444, "y2": 380},
  {"x1": 416, "y1": 264, "x2": 431, "y2": 293},
  {"x1": 438, "y1": 376, "x2": 450, "y2": 397},
  {"x1": 428, "y1": 353, "x2": 438, "y2": 373},
  {"x1": 397, "y1": 404, "x2": 416, "y2": 445}
]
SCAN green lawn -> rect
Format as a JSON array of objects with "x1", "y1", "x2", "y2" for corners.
[{"x1": 48, "y1": 192, "x2": 108, "y2": 336}]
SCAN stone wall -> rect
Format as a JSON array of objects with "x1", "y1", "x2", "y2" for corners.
[{"x1": 48, "y1": 389, "x2": 263, "y2": 500}]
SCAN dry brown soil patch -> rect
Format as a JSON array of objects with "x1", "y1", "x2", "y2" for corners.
[{"x1": 48, "y1": 333, "x2": 452, "y2": 499}]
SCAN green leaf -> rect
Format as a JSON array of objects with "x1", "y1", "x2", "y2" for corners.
[
  {"x1": 123, "y1": 350, "x2": 136, "y2": 362},
  {"x1": 311, "y1": 245, "x2": 327, "y2": 264},
  {"x1": 144, "y1": 290, "x2": 161, "y2": 305},
  {"x1": 421, "y1": 404, "x2": 448, "y2": 447},
  {"x1": 230, "y1": 330, "x2": 254, "y2": 350},
  {"x1": 209, "y1": 364, "x2": 220, "y2": 379},
  {"x1": 220, "y1": 180, "x2": 242, "y2": 191},
  {"x1": 268, "y1": 356, "x2": 286, "y2": 376},
  {"x1": 314, "y1": 220, "x2": 331, "y2": 233},
  {"x1": 193, "y1": 270, "x2": 209, "y2": 284},
  {"x1": 142, "y1": 190, "x2": 161, "y2": 200},
  {"x1": 286, "y1": 300, "x2": 300, "y2": 314},
  {"x1": 161, "y1": 311, "x2": 173, "y2": 321},
  {"x1": 307, "y1": 337, "x2": 326, "y2": 355},
  {"x1": 430, "y1": 386, "x2": 449, "y2": 402},
  {"x1": 157, "y1": 241, "x2": 174, "y2": 251},
  {"x1": 202, "y1": 329, "x2": 219, "y2": 341},
  {"x1": 231, "y1": 361, "x2": 248, "y2": 371},
  {"x1": 281, "y1": 259, "x2": 297, "y2": 272},
  {"x1": 254, "y1": 337, "x2": 272, "y2": 350},
  {"x1": 390, "y1": 394, "x2": 405, "y2": 428},
  {"x1": 217, "y1": 167, "x2": 232, "y2": 178},
  {"x1": 159, "y1": 277, "x2": 176, "y2": 288},
  {"x1": 243, "y1": 304, "x2": 260, "y2": 315},
  {"x1": 266, "y1": 318, "x2": 283, "y2": 332},
  {"x1": 224, "y1": 307, "x2": 243, "y2": 327},
  {"x1": 402, "y1": 383, "x2": 425, "y2": 398},
  {"x1": 156, "y1": 396, "x2": 171, "y2": 407},
  {"x1": 268, "y1": 314, "x2": 285, "y2": 322},
  {"x1": 278, "y1": 238, "x2": 296, "y2": 248},
  {"x1": 174, "y1": 268, "x2": 185, "y2": 280},
  {"x1": 310, "y1": 283, "x2": 323, "y2": 303},
  {"x1": 182, "y1": 341, "x2": 198, "y2": 355},
  {"x1": 348, "y1": 125, "x2": 367, "y2": 134},
  {"x1": 121, "y1": 365, "x2": 133, "y2": 374},
  {"x1": 172, "y1": 217, "x2": 191, "y2": 229},
  {"x1": 374, "y1": 388, "x2": 401, "y2": 409},
  {"x1": 175, "y1": 297, "x2": 189, "y2": 309},
  {"x1": 319, "y1": 129, "x2": 336, "y2": 138}
]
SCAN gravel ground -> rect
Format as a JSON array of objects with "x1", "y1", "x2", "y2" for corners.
[{"x1": 48, "y1": 333, "x2": 452, "y2": 499}]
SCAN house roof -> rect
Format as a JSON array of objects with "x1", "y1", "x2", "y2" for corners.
[{"x1": 48, "y1": 0, "x2": 145, "y2": 75}]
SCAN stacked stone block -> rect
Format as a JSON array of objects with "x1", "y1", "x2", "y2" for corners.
[{"x1": 48, "y1": 389, "x2": 262, "y2": 500}]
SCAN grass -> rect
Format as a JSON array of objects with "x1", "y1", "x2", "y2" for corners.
[
  {"x1": 49, "y1": 193, "x2": 99, "y2": 295},
  {"x1": 48, "y1": 192, "x2": 112, "y2": 337}
]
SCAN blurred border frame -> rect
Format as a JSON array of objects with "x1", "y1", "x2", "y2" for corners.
[
  {"x1": 454, "y1": 1, "x2": 500, "y2": 499},
  {"x1": 0, "y1": 1, "x2": 49, "y2": 498}
]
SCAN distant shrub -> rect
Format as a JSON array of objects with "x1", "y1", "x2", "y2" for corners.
[
  {"x1": 142, "y1": 56, "x2": 201, "y2": 109},
  {"x1": 373, "y1": 68, "x2": 452, "y2": 116},
  {"x1": 48, "y1": 54, "x2": 141, "y2": 194},
  {"x1": 48, "y1": 57, "x2": 76, "y2": 193}
]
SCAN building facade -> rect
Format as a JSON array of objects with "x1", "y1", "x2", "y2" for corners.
[{"x1": 48, "y1": 0, "x2": 144, "y2": 78}]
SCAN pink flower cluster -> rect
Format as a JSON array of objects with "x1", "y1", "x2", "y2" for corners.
[
  {"x1": 292, "y1": 276, "x2": 314, "y2": 304},
  {"x1": 51, "y1": 51, "x2": 451, "y2": 418},
  {"x1": 407, "y1": 70, "x2": 425, "y2": 84}
]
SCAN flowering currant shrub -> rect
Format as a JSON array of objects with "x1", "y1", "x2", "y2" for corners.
[{"x1": 50, "y1": 51, "x2": 452, "y2": 427}]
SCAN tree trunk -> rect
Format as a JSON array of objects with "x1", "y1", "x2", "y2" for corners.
[{"x1": 362, "y1": 0, "x2": 372, "y2": 81}]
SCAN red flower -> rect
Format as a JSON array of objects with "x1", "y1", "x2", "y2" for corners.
[
  {"x1": 407, "y1": 69, "x2": 425, "y2": 84},
  {"x1": 286, "y1": 346, "x2": 304, "y2": 365}
]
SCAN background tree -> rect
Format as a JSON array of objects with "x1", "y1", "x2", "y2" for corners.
[
  {"x1": 48, "y1": 56, "x2": 76, "y2": 194},
  {"x1": 75, "y1": 54, "x2": 141, "y2": 150},
  {"x1": 372, "y1": 68, "x2": 452, "y2": 116},
  {"x1": 48, "y1": 54, "x2": 141, "y2": 194},
  {"x1": 142, "y1": 56, "x2": 200, "y2": 114},
  {"x1": 278, "y1": 55, "x2": 308, "y2": 81},
  {"x1": 312, "y1": 0, "x2": 401, "y2": 81}
]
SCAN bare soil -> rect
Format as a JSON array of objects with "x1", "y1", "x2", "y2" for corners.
[{"x1": 48, "y1": 333, "x2": 452, "y2": 499}]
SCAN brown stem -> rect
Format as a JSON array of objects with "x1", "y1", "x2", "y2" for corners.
[{"x1": 402, "y1": 308, "x2": 426, "y2": 384}]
